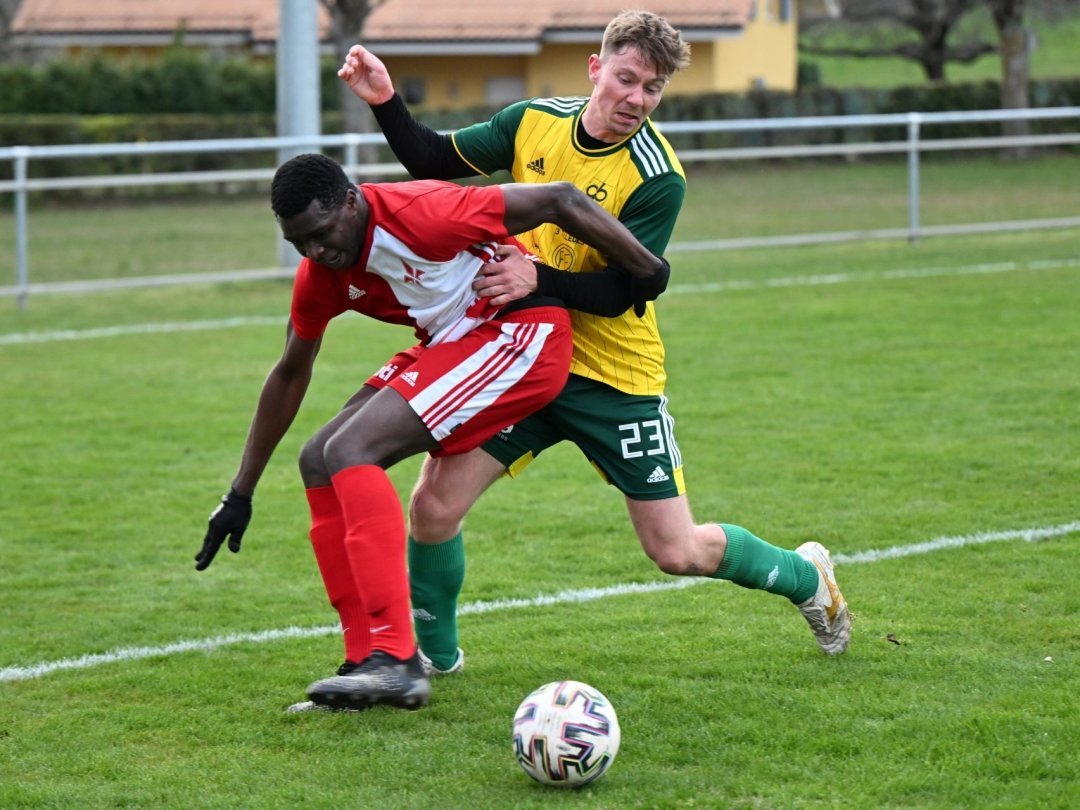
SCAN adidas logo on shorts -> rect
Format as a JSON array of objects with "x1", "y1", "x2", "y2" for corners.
[{"x1": 646, "y1": 466, "x2": 670, "y2": 484}]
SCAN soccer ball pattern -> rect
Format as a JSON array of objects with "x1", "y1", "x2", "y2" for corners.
[{"x1": 512, "y1": 680, "x2": 621, "y2": 787}]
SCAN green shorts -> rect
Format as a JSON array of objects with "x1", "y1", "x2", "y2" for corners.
[{"x1": 482, "y1": 375, "x2": 685, "y2": 500}]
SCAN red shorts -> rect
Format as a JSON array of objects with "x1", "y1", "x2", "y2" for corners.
[{"x1": 365, "y1": 306, "x2": 572, "y2": 455}]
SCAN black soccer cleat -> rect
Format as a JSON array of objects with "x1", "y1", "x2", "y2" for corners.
[
  {"x1": 286, "y1": 661, "x2": 364, "y2": 713},
  {"x1": 306, "y1": 650, "x2": 431, "y2": 711}
]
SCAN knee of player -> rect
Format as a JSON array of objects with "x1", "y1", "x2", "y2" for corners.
[
  {"x1": 322, "y1": 428, "x2": 378, "y2": 472},
  {"x1": 408, "y1": 482, "x2": 467, "y2": 539},
  {"x1": 297, "y1": 434, "x2": 329, "y2": 483}
]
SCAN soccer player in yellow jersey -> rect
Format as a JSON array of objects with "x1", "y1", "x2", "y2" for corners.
[{"x1": 338, "y1": 10, "x2": 853, "y2": 675}]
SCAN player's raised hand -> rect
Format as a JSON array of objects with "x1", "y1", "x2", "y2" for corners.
[
  {"x1": 338, "y1": 45, "x2": 395, "y2": 105},
  {"x1": 194, "y1": 488, "x2": 253, "y2": 571}
]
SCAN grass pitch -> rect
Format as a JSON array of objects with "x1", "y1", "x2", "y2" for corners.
[{"x1": 0, "y1": 168, "x2": 1078, "y2": 808}]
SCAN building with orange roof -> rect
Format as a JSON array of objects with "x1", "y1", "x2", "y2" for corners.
[{"x1": 11, "y1": 1, "x2": 798, "y2": 106}]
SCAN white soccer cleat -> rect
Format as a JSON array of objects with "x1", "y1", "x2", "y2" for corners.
[
  {"x1": 795, "y1": 541, "x2": 852, "y2": 655},
  {"x1": 418, "y1": 647, "x2": 464, "y2": 677}
]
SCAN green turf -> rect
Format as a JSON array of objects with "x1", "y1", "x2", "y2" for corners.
[{"x1": 1, "y1": 211, "x2": 1078, "y2": 806}]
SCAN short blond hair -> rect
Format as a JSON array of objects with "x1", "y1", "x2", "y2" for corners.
[{"x1": 600, "y1": 10, "x2": 692, "y2": 77}]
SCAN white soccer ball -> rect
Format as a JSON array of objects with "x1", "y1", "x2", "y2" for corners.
[{"x1": 511, "y1": 680, "x2": 621, "y2": 788}]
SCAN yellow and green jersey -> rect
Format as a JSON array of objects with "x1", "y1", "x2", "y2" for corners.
[{"x1": 452, "y1": 97, "x2": 685, "y2": 396}]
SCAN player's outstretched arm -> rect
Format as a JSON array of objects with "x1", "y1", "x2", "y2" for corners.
[
  {"x1": 194, "y1": 324, "x2": 321, "y2": 570},
  {"x1": 501, "y1": 182, "x2": 663, "y2": 280},
  {"x1": 539, "y1": 258, "x2": 669, "y2": 318},
  {"x1": 474, "y1": 244, "x2": 669, "y2": 317}
]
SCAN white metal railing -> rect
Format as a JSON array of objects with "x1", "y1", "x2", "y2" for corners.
[{"x1": 3, "y1": 107, "x2": 1080, "y2": 307}]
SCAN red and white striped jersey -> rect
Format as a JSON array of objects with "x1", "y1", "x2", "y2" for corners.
[{"x1": 290, "y1": 180, "x2": 531, "y2": 346}]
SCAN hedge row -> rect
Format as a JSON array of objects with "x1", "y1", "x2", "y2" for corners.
[
  {"x1": 2, "y1": 48, "x2": 1078, "y2": 123},
  {"x1": 0, "y1": 50, "x2": 343, "y2": 115}
]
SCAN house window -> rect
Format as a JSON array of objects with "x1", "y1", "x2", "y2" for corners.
[
  {"x1": 402, "y1": 78, "x2": 426, "y2": 105},
  {"x1": 485, "y1": 76, "x2": 525, "y2": 106},
  {"x1": 780, "y1": 0, "x2": 792, "y2": 21}
]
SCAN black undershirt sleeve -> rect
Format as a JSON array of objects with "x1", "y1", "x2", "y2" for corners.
[
  {"x1": 533, "y1": 259, "x2": 671, "y2": 317},
  {"x1": 369, "y1": 93, "x2": 476, "y2": 180}
]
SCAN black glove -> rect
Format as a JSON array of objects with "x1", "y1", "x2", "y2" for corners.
[{"x1": 194, "y1": 488, "x2": 252, "y2": 571}]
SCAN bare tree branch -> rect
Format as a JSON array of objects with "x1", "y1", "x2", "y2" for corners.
[{"x1": 799, "y1": 0, "x2": 994, "y2": 80}]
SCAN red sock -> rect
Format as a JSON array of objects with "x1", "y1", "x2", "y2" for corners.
[
  {"x1": 330, "y1": 464, "x2": 416, "y2": 661},
  {"x1": 305, "y1": 486, "x2": 370, "y2": 664}
]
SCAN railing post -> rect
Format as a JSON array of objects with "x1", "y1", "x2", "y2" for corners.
[
  {"x1": 276, "y1": 0, "x2": 320, "y2": 270},
  {"x1": 906, "y1": 113, "x2": 922, "y2": 243},
  {"x1": 14, "y1": 146, "x2": 30, "y2": 310}
]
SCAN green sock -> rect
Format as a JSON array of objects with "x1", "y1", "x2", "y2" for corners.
[
  {"x1": 408, "y1": 532, "x2": 465, "y2": 670},
  {"x1": 713, "y1": 524, "x2": 819, "y2": 604}
]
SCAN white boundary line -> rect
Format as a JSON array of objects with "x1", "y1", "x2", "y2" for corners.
[
  {"x1": 0, "y1": 315, "x2": 285, "y2": 346},
  {"x1": 2, "y1": 255, "x2": 1078, "y2": 348},
  {"x1": 2, "y1": 521, "x2": 1076, "y2": 684},
  {"x1": 668, "y1": 256, "x2": 1080, "y2": 295}
]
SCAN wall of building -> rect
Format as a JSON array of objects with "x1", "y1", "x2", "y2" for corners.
[
  {"x1": 381, "y1": 53, "x2": 525, "y2": 109},
  {"x1": 522, "y1": 42, "x2": 739, "y2": 101},
  {"x1": 713, "y1": 6, "x2": 798, "y2": 92},
  {"x1": 379, "y1": 32, "x2": 788, "y2": 112}
]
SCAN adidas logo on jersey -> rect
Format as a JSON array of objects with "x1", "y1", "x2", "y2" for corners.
[
  {"x1": 348, "y1": 284, "x2": 365, "y2": 300},
  {"x1": 646, "y1": 466, "x2": 670, "y2": 484},
  {"x1": 401, "y1": 371, "x2": 419, "y2": 387},
  {"x1": 526, "y1": 157, "x2": 545, "y2": 175}
]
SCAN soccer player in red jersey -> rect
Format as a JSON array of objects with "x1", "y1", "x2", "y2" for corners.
[{"x1": 194, "y1": 153, "x2": 667, "y2": 711}]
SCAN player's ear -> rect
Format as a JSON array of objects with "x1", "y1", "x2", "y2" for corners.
[
  {"x1": 587, "y1": 53, "x2": 603, "y2": 83},
  {"x1": 344, "y1": 186, "x2": 363, "y2": 217}
]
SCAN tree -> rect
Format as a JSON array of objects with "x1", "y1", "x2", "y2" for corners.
[
  {"x1": 799, "y1": 0, "x2": 996, "y2": 81},
  {"x1": 988, "y1": 0, "x2": 1029, "y2": 150},
  {"x1": 801, "y1": 0, "x2": 1060, "y2": 156},
  {"x1": 0, "y1": 0, "x2": 25, "y2": 61},
  {"x1": 319, "y1": 0, "x2": 389, "y2": 162}
]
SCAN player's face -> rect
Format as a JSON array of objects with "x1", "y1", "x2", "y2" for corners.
[
  {"x1": 278, "y1": 189, "x2": 363, "y2": 270},
  {"x1": 583, "y1": 45, "x2": 669, "y2": 142}
]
